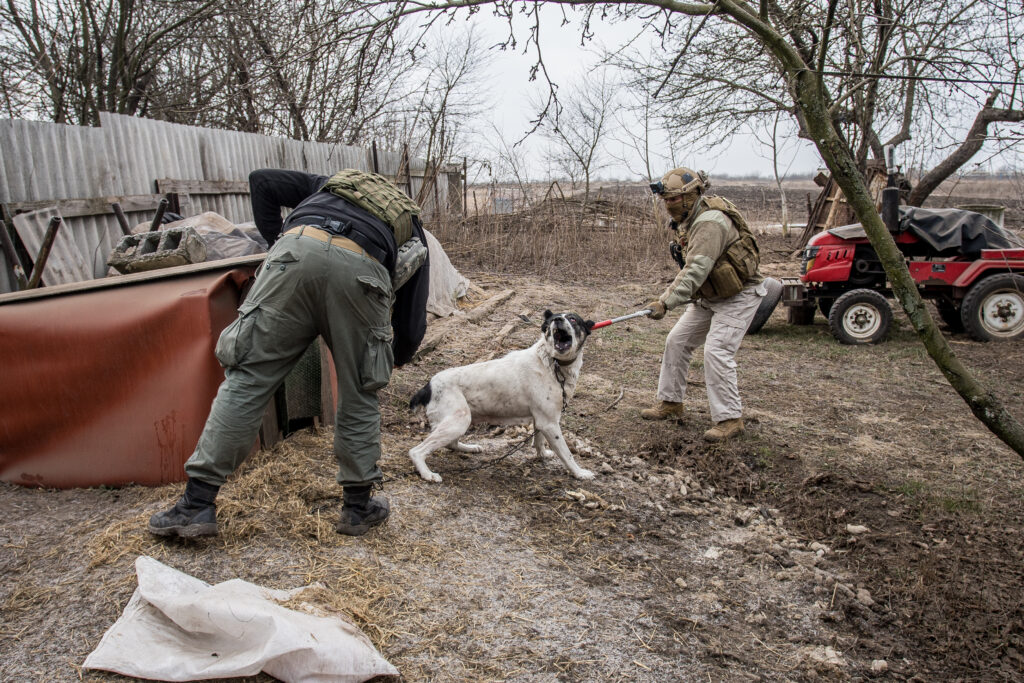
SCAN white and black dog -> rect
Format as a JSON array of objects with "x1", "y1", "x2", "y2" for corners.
[{"x1": 408, "y1": 310, "x2": 596, "y2": 483}]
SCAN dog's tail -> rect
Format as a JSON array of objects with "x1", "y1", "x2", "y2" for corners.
[{"x1": 409, "y1": 381, "x2": 432, "y2": 411}]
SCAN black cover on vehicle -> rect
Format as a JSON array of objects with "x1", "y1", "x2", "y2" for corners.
[
  {"x1": 829, "y1": 207, "x2": 1023, "y2": 257},
  {"x1": 898, "y1": 207, "x2": 1023, "y2": 255}
]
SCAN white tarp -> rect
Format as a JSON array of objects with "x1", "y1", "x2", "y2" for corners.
[
  {"x1": 423, "y1": 228, "x2": 471, "y2": 317},
  {"x1": 83, "y1": 556, "x2": 398, "y2": 682}
]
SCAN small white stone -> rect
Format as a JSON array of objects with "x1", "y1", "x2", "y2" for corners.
[
  {"x1": 674, "y1": 577, "x2": 688, "y2": 589},
  {"x1": 846, "y1": 524, "x2": 870, "y2": 535},
  {"x1": 856, "y1": 588, "x2": 875, "y2": 606},
  {"x1": 871, "y1": 659, "x2": 888, "y2": 672}
]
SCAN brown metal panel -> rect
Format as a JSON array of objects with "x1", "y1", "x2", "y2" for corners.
[{"x1": 0, "y1": 265, "x2": 258, "y2": 488}]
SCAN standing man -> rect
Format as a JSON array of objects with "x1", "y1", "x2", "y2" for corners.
[
  {"x1": 149, "y1": 168, "x2": 430, "y2": 537},
  {"x1": 641, "y1": 167, "x2": 765, "y2": 442}
]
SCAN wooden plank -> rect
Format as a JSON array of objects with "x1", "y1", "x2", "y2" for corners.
[
  {"x1": 6, "y1": 194, "x2": 167, "y2": 218},
  {"x1": 0, "y1": 253, "x2": 265, "y2": 305},
  {"x1": 155, "y1": 179, "x2": 250, "y2": 195}
]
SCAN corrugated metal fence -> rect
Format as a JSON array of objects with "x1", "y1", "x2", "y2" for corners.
[{"x1": 0, "y1": 113, "x2": 460, "y2": 293}]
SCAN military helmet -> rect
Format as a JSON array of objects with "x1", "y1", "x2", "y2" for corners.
[{"x1": 650, "y1": 167, "x2": 708, "y2": 198}]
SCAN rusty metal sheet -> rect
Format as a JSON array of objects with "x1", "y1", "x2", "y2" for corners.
[{"x1": 0, "y1": 263, "x2": 259, "y2": 488}]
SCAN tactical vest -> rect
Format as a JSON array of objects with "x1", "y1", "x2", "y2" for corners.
[
  {"x1": 321, "y1": 169, "x2": 420, "y2": 247},
  {"x1": 684, "y1": 196, "x2": 761, "y2": 299}
]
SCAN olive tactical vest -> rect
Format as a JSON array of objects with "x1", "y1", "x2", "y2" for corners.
[
  {"x1": 685, "y1": 196, "x2": 761, "y2": 299},
  {"x1": 321, "y1": 169, "x2": 420, "y2": 246}
]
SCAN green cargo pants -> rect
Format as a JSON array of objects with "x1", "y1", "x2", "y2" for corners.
[{"x1": 184, "y1": 228, "x2": 395, "y2": 487}]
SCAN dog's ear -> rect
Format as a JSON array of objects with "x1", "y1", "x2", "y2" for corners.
[
  {"x1": 543, "y1": 310, "x2": 554, "y2": 321},
  {"x1": 542, "y1": 309, "x2": 553, "y2": 333},
  {"x1": 584, "y1": 319, "x2": 595, "y2": 334}
]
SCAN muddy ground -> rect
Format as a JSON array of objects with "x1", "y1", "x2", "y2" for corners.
[{"x1": 2, "y1": 217, "x2": 1024, "y2": 682}]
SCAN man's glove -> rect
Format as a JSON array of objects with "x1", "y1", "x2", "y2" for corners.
[
  {"x1": 669, "y1": 242, "x2": 685, "y2": 269},
  {"x1": 645, "y1": 300, "x2": 667, "y2": 320}
]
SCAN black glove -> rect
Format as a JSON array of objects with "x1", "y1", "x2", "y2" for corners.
[{"x1": 669, "y1": 242, "x2": 685, "y2": 269}]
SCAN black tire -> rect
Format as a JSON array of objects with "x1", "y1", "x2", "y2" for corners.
[
  {"x1": 935, "y1": 299, "x2": 964, "y2": 332},
  {"x1": 960, "y1": 273, "x2": 1024, "y2": 341},
  {"x1": 747, "y1": 277, "x2": 783, "y2": 334},
  {"x1": 817, "y1": 297, "x2": 836, "y2": 319},
  {"x1": 828, "y1": 289, "x2": 892, "y2": 344}
]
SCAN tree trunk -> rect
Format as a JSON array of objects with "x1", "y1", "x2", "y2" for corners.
[
  {"x1": 908, "y1": 92, "x2": 1024, "y2": 206},
  {"x1": 791, "y1": 71, "x2": 1024, "y2": 458}
]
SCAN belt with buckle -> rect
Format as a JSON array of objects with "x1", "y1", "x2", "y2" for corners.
[{"x1": 283, "y1": 226, "x2": 377, "y2": 264}]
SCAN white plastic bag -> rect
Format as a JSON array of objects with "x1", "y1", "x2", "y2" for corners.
[{"x1": 83, "y1": 556, "x2": 398, "y2": 682}]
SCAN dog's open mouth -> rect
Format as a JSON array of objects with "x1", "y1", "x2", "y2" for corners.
[{"x1": 553, "y1": 328, "x2": 573, "y2": 353}]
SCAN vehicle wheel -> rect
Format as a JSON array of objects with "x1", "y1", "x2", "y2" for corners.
[
  {"x1": 818, "y1": 297, "x2": 836, "y2": 319},
  {"x1": 960, "y1": 273, "x2": 1024, "y2": 341},
  {"x1": 935, "y1": 300, "x2": 964, "y2": 332},
  {"x1": 747, "y1": 277, "x2": 783, "y2": 334},
  {"x1": 828, "y1": 289, "x2": 892, "y2": 344}
]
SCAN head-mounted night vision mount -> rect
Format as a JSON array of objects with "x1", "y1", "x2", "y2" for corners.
[{"x1": 651, "y1": 168, "x2": 708, "y2": 197}]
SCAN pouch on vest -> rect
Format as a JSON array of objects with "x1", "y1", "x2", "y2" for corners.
[
  {"x1": 700, "y1": 261, "x2": 745, "y2": 299},
  {"x1": 393, "y1": 236, "x2": 428, "y2": 290}
]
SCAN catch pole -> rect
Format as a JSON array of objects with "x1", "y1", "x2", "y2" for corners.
[{"x1": 591, "y1": 309, "x2": 652, "y2": 330}]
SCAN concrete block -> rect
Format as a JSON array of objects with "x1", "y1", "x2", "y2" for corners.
[{"x1": 108, "y1": 227, "x2": 208, "y2": 274}]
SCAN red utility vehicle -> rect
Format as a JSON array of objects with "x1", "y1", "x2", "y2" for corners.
[{"x1": 782, "y1": 207, "x2": 1024, "y2": 344}]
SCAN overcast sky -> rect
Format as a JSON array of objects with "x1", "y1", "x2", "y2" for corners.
[{"x1": 459, "y1": 8, "x2": 825, "y2": 182}]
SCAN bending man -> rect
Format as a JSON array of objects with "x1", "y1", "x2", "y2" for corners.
[{"x1": 149, "y1": 168, "x2": 429, "y2": 537}]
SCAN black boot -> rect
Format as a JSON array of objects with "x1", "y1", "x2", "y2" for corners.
[
  {"x1": 336, "y1": 484, "x2": 390, "y2": 536},
  {"x1": 148, "y1": 478, "x2": 220, "y2": 537}
]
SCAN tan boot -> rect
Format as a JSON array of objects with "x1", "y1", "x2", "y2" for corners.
[
  {"x1": 640, "y1": 401, "x2": 685, "y2": 421},
  {"x1": 703, "y1": 418, "x2": 744, "y2": 442}
]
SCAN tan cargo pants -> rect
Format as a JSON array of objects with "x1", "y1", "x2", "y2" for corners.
[
  {"x1": 185, "y1": 228, "x2": 395, "y2": 487},
  {"x1": 656, "y1": 283, "x2": 764, "y2": 423}
]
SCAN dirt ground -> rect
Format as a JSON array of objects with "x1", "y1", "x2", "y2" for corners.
[{"x1": 2, "y1": 217, "x2": 1024, "y2": 682}]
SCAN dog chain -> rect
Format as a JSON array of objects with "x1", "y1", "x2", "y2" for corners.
[{"x1": 553, "y1": 361, "x2": 569, "y2": 411}]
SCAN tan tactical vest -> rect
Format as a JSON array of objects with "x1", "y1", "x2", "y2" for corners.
[
  {"x1": 321, "y1": 169, "x2": 420, "y2": 246},
  {"x1": 684, "y1": 196, "x2": 760, "y2": 299}
]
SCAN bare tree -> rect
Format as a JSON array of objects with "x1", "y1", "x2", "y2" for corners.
[
  {"x1": 397, "y1": 27, "x2": 491, "y2": 205},
  {"x1": 612, "y1": 83, "x2": 661, "y2": 181},
  {"x1": 752, "y1": 112, "x2": 802, "y2": 236},
  {"x1": 0, "y1": 0, "x2": 420, "y2": 145},
  {"x1": 536, "y1": 72, "x2": 617, "y2": 208},
  {"x1": 605, "y1": 0, "x2": 1024, "y2": 206},
  {"x1": 0, "y1": 0, "x2": 220, "y2": 125}
]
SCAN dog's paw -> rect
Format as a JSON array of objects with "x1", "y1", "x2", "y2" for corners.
[
  {"x1": 573, "y1": 468, "x2": 596, "y2": 480},
  {"x1": 460, "y1": 443, "x2": 484, "y2": 454},
  {"x1": 542, "y1": 448, "x2": 556, "y2": 458},
  {"x1": 419, "y1": 471, "x2": 443, "y2": 483}
]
